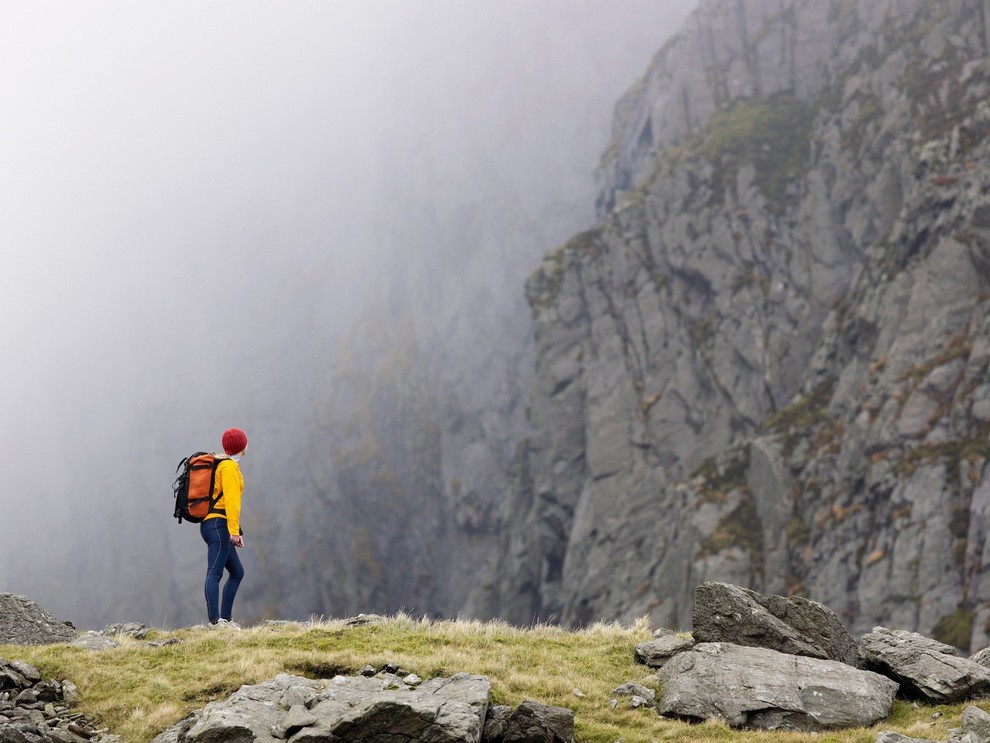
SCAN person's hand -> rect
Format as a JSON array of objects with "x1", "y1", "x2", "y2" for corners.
[{"x1": 230, "y1": 535, "x2": 245, "y2": 548}]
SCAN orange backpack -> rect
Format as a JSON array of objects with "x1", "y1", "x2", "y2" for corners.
[{"x1": 172, "y1": 452, "x2": 228, "y2": 524}]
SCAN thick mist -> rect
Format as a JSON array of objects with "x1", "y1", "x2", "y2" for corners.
[{"x1": 0, "y1": 1, "x2": 695, "y2": 628}]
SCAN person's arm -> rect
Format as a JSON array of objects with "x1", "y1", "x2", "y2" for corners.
[{"x1": 219, "y1": 460, "x2": 244, "y2": 541}]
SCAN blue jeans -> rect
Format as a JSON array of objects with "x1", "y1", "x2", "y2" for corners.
[{"x1": 200, "y1": 518, "x2": 244, "y2": 623}]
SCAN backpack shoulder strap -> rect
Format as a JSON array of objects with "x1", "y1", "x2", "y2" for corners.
[{"x1": 206, "y1": 453, "x2": 231, "y2": 516}]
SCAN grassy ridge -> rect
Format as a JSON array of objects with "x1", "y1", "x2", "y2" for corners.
[{"x1": 0, "y1": 615, "x2": 974, "y2": 742}]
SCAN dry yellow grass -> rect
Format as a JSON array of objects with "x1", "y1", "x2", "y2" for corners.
[{"x1": 0, "y1": 615, "x2": 983, "y2": 742}]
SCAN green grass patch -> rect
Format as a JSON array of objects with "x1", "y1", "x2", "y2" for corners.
[
  {"x1": 892, "y1": 424, "x2": 990, "y2": 480},
  {"x1": 693, "y1": 94, "x2": 815, "y2": 212},
  {"x1": 692, "y1": 446, "x2": 752, "y2": 505},
  {"x1": 698, "y1": 490, "x2": 764, "y2": 574},
  {"x1": 526, "y1": 228, "x2": 603, "y2": 312},
  {"x1": 761, "y1": 383, "x2": 835, "y2": 435},
  {"x1": 931, "y1": 605, "x2": 975, "y2": 652},
  {"x1": 1, "y1": 615, "x2": 985, "y2": 742}
]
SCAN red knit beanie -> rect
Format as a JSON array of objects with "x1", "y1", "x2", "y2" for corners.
[{"x1": 222, "y1": 427, "x2": 248, "y2": 456}]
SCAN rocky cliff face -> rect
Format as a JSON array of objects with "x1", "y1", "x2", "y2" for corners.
[{"x1": 491, "y1": 0, "x2": 990, "y2": 650}]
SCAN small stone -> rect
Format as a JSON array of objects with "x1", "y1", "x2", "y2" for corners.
[
  {"x1": 0, "y1": 668, "x2": 28, "y2": 690},
  {"x1": 145, "y1": 638, "x2": 181, "y2": 648},
  {"x1": 359, "y1": 665, "x2": 376, "y2": 677},
  {"x1": 61, "y1": 682, "x2": 80, "y2": 705},
  {"x1": 279, "y1": 704, "x2": 317, "y2": 736},
  {"x1": 101, "y1": 623, "x2": 148, "y2": 640},
  {"x1": 9, "y1": 663, "x2": 41, "y2": 684},
  {"x1": 35, "y1": 682, "x2": 61, "y2": 703},
  {"x1": 609, "y1": 698, "x2": 618, "y2": 709},
  {"x1": 402, "y1": 674, "x2": 422, "y2": 686},
  {"x1": 279, "y1": 687, "x2": 311, "y2": 709},
  {"x1": 343, "y1": 613, "x2": 385, "y2": 626},
  {"x1": 70, "y1": 632, "x2": 119, "y2": 651},
  {"x1": 68, "y1": 721, "x2": 94, "y2": 739},
  {"x1": 46, "y1": 729, "x2": 81, "y2": 743},
  {"x1": 15, "y1": 689, "x2": 38, "y2": 705},
  {"x1": 573, "y1": 689, "x2": 585, "y2": 698},
  {"x1": 610, "y1": 683, "x2": 655, "y2": 706}
]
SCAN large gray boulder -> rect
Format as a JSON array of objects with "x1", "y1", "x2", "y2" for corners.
[
  {"x1": 656, "y1": 642, "x2": 897, "y2": 731},
  {"x1": 152, "y1": 672, "x2": 491, "y2": 743},
  {"x1": 0, "y1": 594, "x2": 76, "y2": 645},
  {"x1": 859, "y1": 627, "x2": 990, "y2": 703},
  {"x1": 692, "y1": 582, "x2": 859, "y2": 665}
]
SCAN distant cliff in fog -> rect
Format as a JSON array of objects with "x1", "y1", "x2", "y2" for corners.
[{"x1": 490, "y1": 0, "x2": 990, "y2": 652}]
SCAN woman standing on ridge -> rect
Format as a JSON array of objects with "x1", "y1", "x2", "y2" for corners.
[{"x1": 202, "y1": 427, "x2": 248, "y2": 628}]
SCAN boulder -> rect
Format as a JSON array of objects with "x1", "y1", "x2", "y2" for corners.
[
  {"x1": 152, "y1": 672, "x2": 491, "y2": 743},
  {"x1": 956, "y1": 705, "x2": 990, "y2": 743},
  {"x1": 71, "y1": 631, "x2": 120, "y2": 650},
  {"x1": 692, "y1": 582, "x2": 859, "y2": 665},
  {"x1": 656, "y1": 642, "x2": 898, "y2": 731},
  {"x1": 969, "y1": 646, "x2": 990, "y2": 669},
  {"x1": 70, "y1": 624, "x2": 178, "y2": 651},
  {"x1": 634, "y1": 634, "x2": 694, "y2": 668},
  {"x1": 0, "y1": 594, "x2": 76, "y2": 645},
  {"x1": 102, "y1": 622, "x2": 149, "y2": 639},
  {"x1": 859, "y1": 627, "x2": 990, "y2": 702},
  {"x1": 501, "y1": 700, "x2": 574, "y2": 743},
  {"x1": 483, "y1": 705, "x2": 513, "y2": 742}
]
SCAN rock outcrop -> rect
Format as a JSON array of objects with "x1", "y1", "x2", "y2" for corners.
[
  {"x1": 0, "y1": 595, "x2": 76, "y2": 646},
  {"x1": 628, "y1": 582, "x2": 990, "y2": 731},
  {"x1": 692, "y1": 581, "x2": 859, "y2": 665},
  {"x1": 151, "y1": 670, "x2": 574, "y2": 743},
  {"x1": 860, "y1": 627, "x2": 990, "y2": 702},
  {"x1": 656, "y1": 642, "x2": 897, "y2": 731},
  {"x1": 488, "y1": 0, "x2": 990, "y2": 650}
]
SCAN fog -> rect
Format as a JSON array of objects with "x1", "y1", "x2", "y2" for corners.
[{"x1": 0, "y1": 1, "x2": 695, "y2": 628}]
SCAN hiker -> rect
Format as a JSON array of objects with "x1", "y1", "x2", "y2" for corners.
[{"x1": 202, "y1": 427, "x2": 248, "y2": 627}]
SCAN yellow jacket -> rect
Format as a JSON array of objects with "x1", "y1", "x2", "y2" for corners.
[{"x1": 204, "y1": 457, "x2": 244, "y2": 536}]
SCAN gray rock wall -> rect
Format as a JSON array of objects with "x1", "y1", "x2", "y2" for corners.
[{"x1": 490, "y1": 0, "x2": 990, "y2": 647}]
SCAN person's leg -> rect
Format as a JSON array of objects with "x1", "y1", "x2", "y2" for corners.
[
  {"x1": 219, "y1": 544, "x2": 244, "y2": 621},
  {"x1": 201, "y1": 519, "x2": 230, "y2": 624}
]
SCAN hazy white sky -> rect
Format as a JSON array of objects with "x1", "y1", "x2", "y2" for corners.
[
  {"x1": 0, "y1": 0, "x2": 696, "y2": 622},
  {"x1": 1, "y1": 0, "x2": 697, "y2": 446}
]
